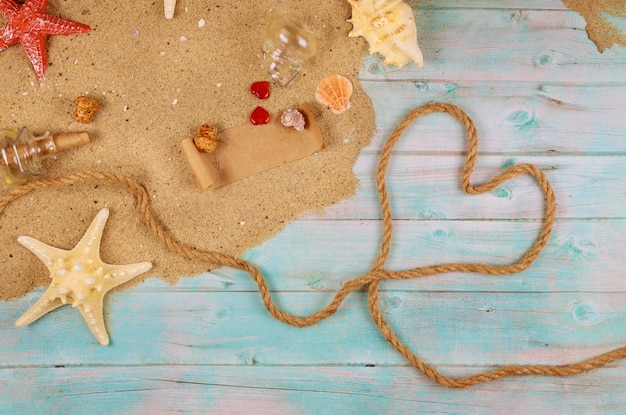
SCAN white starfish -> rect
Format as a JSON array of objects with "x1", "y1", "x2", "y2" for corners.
[
  {"x1": 14, "y1": 208, "x2": 152, "y2": 346},
  {"x1": 164, "y1": 0, "x2": 176, "y2": 19}
]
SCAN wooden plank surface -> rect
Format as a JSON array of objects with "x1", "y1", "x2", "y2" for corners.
[
  {"x1": 1, "y1": 1, "x2": 626, "y2": 414},
  {"x1": 3, "y1": 366, "x2": 625, "y2": 415},
  {"x1": 1, "y1": 290, "x2": 624, "y2": 366},
  {"x1": 360, "y1": 81, "x2": 626, "y2": 154},
  {"x1": 327, "y1": 155, "x2": 626, "y2": 219},
  {"x1": 360, "y1": 9, "x2": 626, "y2": 82}
]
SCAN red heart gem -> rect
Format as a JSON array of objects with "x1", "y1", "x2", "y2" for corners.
[
  {"x1": 250, "y1": 81, "x2": 271, "y2": 100},
  {"x1": 250, "y1": 106, "x2": 271, "y2": 125}
]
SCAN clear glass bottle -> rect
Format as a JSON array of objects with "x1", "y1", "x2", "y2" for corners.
[
  {"x1": 0, "y1": 127, "x2": 90, "y2": 185},
  {"x1": 263, "y1": 15, "x2": 319, "y2": 88}
]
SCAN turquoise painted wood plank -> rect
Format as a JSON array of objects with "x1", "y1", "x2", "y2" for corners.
[
  {"x1": 358, "y1": 10, "x2": 626, "y2": 82},
  {"x1": 359, "y1": 81, "x2": 626, "y2": 154},
  {"x1": 3, "y1": 217, "x2": 612, "y2": 296},
  {"x1": 1, "y1": 291, "x2": 624, "y2": 367},
  {"x1": 320, "y1": 155, "x2": 626, "y2": 220},
  {"x1": 414, "y1": 0, "x2": 568, "y2": 9},
  {"x1": 2, "y1": 365, "x2": 625, "y2": 415},
  {"x1": 241, "y1": 219, "x2": 626, "y2": 293},
  {"x1": 109, "y1": 219, "x2": 625, "y2": 294}
]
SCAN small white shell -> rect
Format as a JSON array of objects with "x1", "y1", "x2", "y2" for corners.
[
  {"x1": 315, "y1": 74, "x2": 353, "y2": 115},
  {"x1": 281, "y1": 109, "x2": 306, "y2": 131},
  {"x1": 164, "y1": 0, "x2": 176, "y2": 19}
]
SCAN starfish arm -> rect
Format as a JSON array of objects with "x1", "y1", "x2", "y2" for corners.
[
  {"x1": 19, "y1": 35, "x2": 47, "y2": 86},
  {"x1": 0, "y1": 0, "x2": 20, "y2": 15},
  {"x1": 103, "y1": 262, "x2": 153, "y2": 291},
  {"x1": 17, "y1": 235, "x2": 69, "y2": 272},
  {"x1": 0, "y1": 30, "x2": 19, "y2": 51},
  {"x1": 23, "y1": 0, "x2": 49, "y2": 14},
  {"x1": 76, "y1": 295, "x2": 109, "y2": 345},
  {"x1": 15, "y1": 288, "x2": 64, "y2": 327},
  {"x1": 36, "y1": 14, "x2": 90, "y2": 36},
  {"x1": 74, "y1": 208, "x2": 109, "y2": 256}
]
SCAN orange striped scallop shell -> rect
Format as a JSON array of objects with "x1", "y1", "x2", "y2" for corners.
[{"x1": 315, "y1": 74, "x2": 353, "y2": 115}]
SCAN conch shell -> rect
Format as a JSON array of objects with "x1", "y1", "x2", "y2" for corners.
[
  {"x1": 347, "y1": 0, "x2": 423, "y2": 68},
  {"x1": 315, "y1": 74, "x2": 353, "y2": 115}
]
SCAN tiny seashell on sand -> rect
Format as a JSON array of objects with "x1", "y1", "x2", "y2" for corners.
[
  {"x1": 315, "y1": 74, "x2": 353, "y2": 115},
  {"x1": 281, "y1": 109, "x2": 306, "y2": 131},
  {"x1": 347, "y1": 0, "x2": 423, "y2": 68},
  {"x1": 164, "y1": 0, "x2": 176, "y2": 19},
  {"x1": 193, "y1": 124, "x2": 219, "y2": 153}
]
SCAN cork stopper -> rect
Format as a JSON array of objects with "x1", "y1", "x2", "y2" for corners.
[
  {"x1": 52, "y1": 132, "x2": 90, "y2": 152},
  {"x1": 73, "y1": 96, "x2": 100, "y2": 124}
]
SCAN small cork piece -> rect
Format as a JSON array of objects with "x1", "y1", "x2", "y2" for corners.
[
  {"x1": 73, "y1": 96, "x2": 100, "y2": 124},
  {"x1": 193, "y1": 123, "x2": 219, "y2": 153}
]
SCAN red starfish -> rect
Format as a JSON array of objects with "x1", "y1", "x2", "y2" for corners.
[{"x1": 0, "y1": 0, "x2": 90, "y2": 86}]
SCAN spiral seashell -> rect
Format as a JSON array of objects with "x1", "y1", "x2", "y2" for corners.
[
  {"x1": 347, "y1": 0, "x2": 423, "y2": 68},
  {"x1": 315, "y1": 74, "x2": 353, "y2": 115},
  {"x1": 280, "y1": 109, "x2": 306, "y2": 131}
]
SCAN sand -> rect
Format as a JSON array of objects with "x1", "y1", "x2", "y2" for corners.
[
  {"x1": 562, "y1": 0, "x2": 626, "y2": 51},
  {"x1": 0, "y1": 0, "x2": 376, "y2": 299}
]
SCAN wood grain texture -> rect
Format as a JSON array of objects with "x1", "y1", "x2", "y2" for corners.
[
  {"x1": 412, "y1": 0, "x2": 568, "y2": 9},
  {"x1": 1, "y1": 291, "x2": 624, "y2": 367},
  {"x1": 1, "y1": 2, "x2": 626, "y2": 413},
  {"x1": 359, "y1": 9, "x2": 626, "y2": 82},
  {"x1": 326, "y1": 155, "x2": 626, "y2": 219},
  {"x1": 2, "y1": 366, "x2": 625, "y2": 415},
  {"x1": 360, "y1": 81, "x2": 626, "y2": 154}
]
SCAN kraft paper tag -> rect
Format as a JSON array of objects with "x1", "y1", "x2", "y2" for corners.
[{"x1": 180, "y1": 103, "x2": 325, "y2": 191}]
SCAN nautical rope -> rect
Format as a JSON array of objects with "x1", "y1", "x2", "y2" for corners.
[{"x1": 1, "y1": 102, "x2": 624, "y2": 387}]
